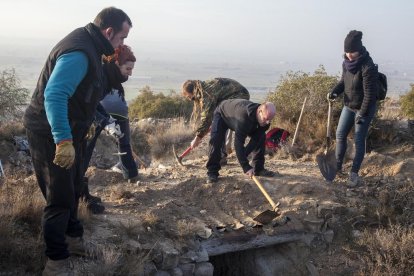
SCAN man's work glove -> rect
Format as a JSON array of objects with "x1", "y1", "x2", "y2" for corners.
[
  {"x1": 326, "y1": 92, "x2": 338, "y2": 100},
  {"x1": 53, "y1": 140, "x2": 75, "y2": 169},
  {"x1": 104, "y1": 122, "x2": 124, "y2": 139}
]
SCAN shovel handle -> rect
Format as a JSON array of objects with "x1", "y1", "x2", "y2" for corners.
[
  {"x1": 180, "y1": 146, "x2": 192, "y2": 158},
  {"x1": 252, "y1": 176, "x2": 278, "y2": 211}
]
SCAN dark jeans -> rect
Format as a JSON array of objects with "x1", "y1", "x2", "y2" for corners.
[
  {"x1": 206, "y1": 112, "x2": 265, "y2": 177},
  {"x1": 335, "y1": 105, "x2": 376, "y2": 173},
  {"x1": 83, "y1": 117, "x2": 137, "y2": 182},
  {"x1": 116, "y1": 118, "x2": 138, "y2": 179},
  {"x1": 27, "y1": 130, "x2": 84, "y2": 260}
]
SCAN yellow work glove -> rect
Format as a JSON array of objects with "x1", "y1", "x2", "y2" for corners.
[{"x1": 53, "y1": 140, "x2": 75, "y2": 169}]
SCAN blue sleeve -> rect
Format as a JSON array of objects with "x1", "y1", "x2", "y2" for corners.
[{"x1": 44, "y1": 51, "x2": 88, "y2": 144}]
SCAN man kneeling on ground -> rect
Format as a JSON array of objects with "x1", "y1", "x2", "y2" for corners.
[{"x1": 206, "y1": 99, "x2": 278, "y2": 183}]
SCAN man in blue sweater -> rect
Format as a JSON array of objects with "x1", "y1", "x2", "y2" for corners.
[{"x1": 23, "y1": 7, "x2": 131, "y2": 275}]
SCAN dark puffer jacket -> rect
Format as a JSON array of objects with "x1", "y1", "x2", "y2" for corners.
[{"x1": 331, "y1": 49, "x2": 378, "y2": 117}]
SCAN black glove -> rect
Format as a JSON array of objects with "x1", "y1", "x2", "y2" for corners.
[
  {"x1": 326, "y1": 92, "x2": 337, "y2": 100},
  {"x1": 355, "y1": 115, "x2": 364, "y2": 125}
]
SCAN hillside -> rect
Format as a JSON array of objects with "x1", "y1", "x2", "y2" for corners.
[{"x1": 1, "y1": 117, "x2": 413, "y2": 275}]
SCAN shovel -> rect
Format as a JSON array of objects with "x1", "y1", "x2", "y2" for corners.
[
  {"x1": 252, "y1": 176, "x2": 280, "y2": 224},
  {"x1": 172, "y1": 145, "x2": 192, "y2": 166},
  {"x1": 316, "y1": 99, "x2": 337, "y2": 181}
]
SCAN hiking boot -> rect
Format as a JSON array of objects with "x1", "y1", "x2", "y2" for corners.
[
  {"x1": 255, "y1": 169, "x2": 280, "y2": 177},
  {"x1": 207, "y1": 175, "x2": 218, "y2": 183},
  {"x1": 87, "y1": 201, "x2": 105, "y2": 214},
  {"x1": 66, "y1": 236, "x2": 96, "y2": 257},
  {"x1": 86, "y1": 194, "x2": 102, "y2": 204},
  {"x1": 347, "y1": 172, "x2": 360, "y2": 187},
  {"x1": 43, "y1": 258, "x2": 74, "y2": 276},
  {"x1": 127, "y1": 176, "x2": 139, "y2": 184}
]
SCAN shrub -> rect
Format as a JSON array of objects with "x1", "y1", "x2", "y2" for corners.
[
  {"x1": 266, "y1": 65, "x2": 340, "y2": 151},
  {"x1": 0, "y1": 69, "x2": 29, "y2": 122},
  {"x1": 358, "y1": 225, "x2": 414, "y2": 275},
  {"x1": 400, "y1": 84, "x2": 414, "y2": 119},
  {"x1": 128, "y1": 86, "x2": 192, "y2": 120}
]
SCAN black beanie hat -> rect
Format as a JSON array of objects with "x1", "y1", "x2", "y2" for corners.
[{"x1": 344, "y1": 30, "x2": 363, "y2": 53}]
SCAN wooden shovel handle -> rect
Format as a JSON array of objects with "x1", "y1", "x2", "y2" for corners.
[
  {"x1": 291, "y1": 96, "x2": 307, "y2": 146},
  {"x1": 326, "y1": 100, "x2": 332, "y2": 148},
  {"x1": 252, "y1": 176, "x2": 279, "y2": 211}
]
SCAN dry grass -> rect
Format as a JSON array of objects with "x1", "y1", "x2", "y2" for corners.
[
  {"x1": 116, "y1": 249, "x2": 151, "y2": 275},
  {"x1": 80, "y1": 244, "x2": 121, "y2": 276},
  {"x1": 0, "y1": 120, "x2": 26, "y2": 140},
  {"x1": 117, "y1": 219, "x2": 142, "y2": 239},
  {"x1": 147, "y1": 119, "x2": 194, "y2": 159},
  {"x1": 358, "y1": 224, "x2": 414, "y2": 275},
  {"x1": 0, "y1": 177, "x2": 44, "y2": 273},
  {"x1": 78, "y1": 200, "x2": 92, "y2": 223},
  {"x1": 176, "y1": 219, "x2": 196, "y2": 239},
  {"x1": 379, "y1": 98, "x2": 402, "y2": 120},
  {"x1": 142, "y1": 211, "x2": 160, "y2": 228}
]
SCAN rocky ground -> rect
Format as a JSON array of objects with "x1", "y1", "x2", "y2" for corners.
[
  {"x1": 1, "y1": 119, "x2": 413, "y2": 275},
  {"x1": 77, "y1": 127, "x2": 413, "y2": 275}
]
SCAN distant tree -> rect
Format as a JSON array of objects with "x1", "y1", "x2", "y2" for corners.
[
  {"x1": 400, "y1": 84, "x2": 414, "y2": 119},
  {"x1": 0, "y1": 69, "x2": 29, "y2": 121},
  {"x1": 128, "y1": 86, "x2": 192, "y2": 120}
]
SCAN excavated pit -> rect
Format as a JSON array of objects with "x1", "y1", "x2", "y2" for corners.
[{"x1": 204, "y1": 232, "x2": 317, "y2": 276}]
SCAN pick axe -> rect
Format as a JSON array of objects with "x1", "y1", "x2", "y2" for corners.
[{"x1": 172, "y1": 145, "x2": 192, "y2": 166}]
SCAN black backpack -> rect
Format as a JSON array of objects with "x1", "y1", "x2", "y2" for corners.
[{"x1": 375, "y1": 64, "x2": 388, "y2": 101}]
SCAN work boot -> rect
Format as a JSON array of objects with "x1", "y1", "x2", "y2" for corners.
[
  {"x1": 347, "y1": 172, "x2": 361, "y2": 187},
  {"x1": 127, "y1": 176, "x2": 139, "y2": 184},
  {"x1": 207, "y1": 175, "x2": 218, "y2": 183},
  {"x1": 255, "y1": 169, "x2": 280, "y2": 177},
  {"x1": 86, "y1": 194, "x2": 102, "y2": 204},
  {"x1": 43, "y1": 258, "x2": 74, "y2": 276},
  {"x1": 87, "y1": 201, "x2": 105, "y2": 214},
  {"x1": 66, "y1": 236, "x2": 96, "y2": 257}
]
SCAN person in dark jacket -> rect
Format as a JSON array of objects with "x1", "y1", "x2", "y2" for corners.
[
  {"x1": 182, "y1": 78, "x2": 250, "y2": 164},
  {"x1": 327, "y1": 30, "x2": 378, "y2": 187},
  {"x1": 206, "y1": 99, "x2": 277, "y2": 183},
  {"x1": 23, "y1": 7, "x2": 131, "y2": 275},
  {"x1": 81, "y1": 45, "x2": 138, "y2": 214}
]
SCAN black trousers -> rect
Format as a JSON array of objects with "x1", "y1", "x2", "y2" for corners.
[
  {"x1": 27, "y1": 130, "x2": 84, "y2": 260},
  {"x1": 206, "y1": 112, "x2": 265, "y2": 177}
]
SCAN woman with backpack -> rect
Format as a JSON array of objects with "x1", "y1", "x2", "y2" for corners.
[{"x1": 327, "y1": 30, "x2": 379, "y2": 187}]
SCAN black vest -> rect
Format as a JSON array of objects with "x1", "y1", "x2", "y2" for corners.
[{"x1": 23, "y1": 23, "x2": 113, "y2": 142}]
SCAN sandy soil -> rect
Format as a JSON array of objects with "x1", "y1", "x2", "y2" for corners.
[{"x1": 81, "y1": 133, "x2": 414, "y2": 274}]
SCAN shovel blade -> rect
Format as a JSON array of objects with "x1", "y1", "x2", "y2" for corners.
[
  {"x1": 316, "y1": 150, "x2": 337, "y2": 181},
  {"x1": 253, "y1": 210, "x2": 279, "y2": 224}
]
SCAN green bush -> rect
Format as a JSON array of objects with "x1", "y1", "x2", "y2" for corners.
[
  {"x1": 128, "y1": 86, "x2": 193, "y2": 120},
  {"x1": 400, "y1": 84, "x2": 414, "y2": 119},
  {"x1": 0, "y1": 69, "x2": 29, "y2": 122},
  {"x1": 266, "y1": 65, "x2": 340, "y2": 150}
]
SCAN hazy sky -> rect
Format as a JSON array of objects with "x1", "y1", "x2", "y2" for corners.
[
  {"x1": 1, "y1": 0, "x2": 413, "y2": 95},
  {"x1": 1, "y1": 0, "x2": 412, "y2": 65}
]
